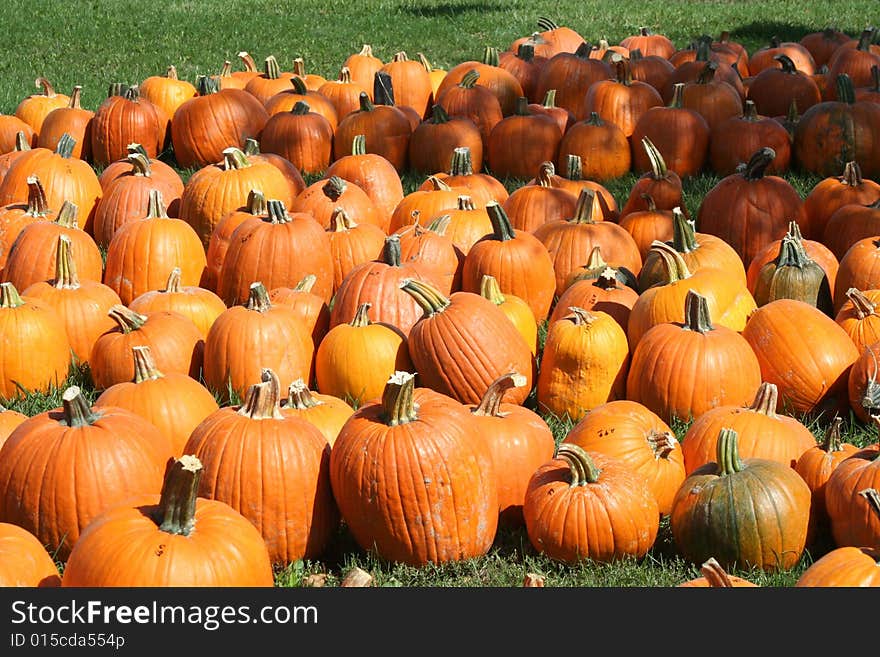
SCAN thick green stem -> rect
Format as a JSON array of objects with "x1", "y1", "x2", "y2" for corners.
[
  {"x1": 222, "y1": 147, "x2": 251, "y2": 170},
  {"x1": 294, "y1": 274, "x2": 316, "y2": 293},
  {"x1": 322, "y1": 176, "x2": 347, "y2": 202},
  {"x1": 127, "y1": 152, "x2": 152, "y2": 177},
  {"x1": 156, "y1": 455, "x2": 203, "y2": 537},
  {"x1": 350, "y1": 134, "x2": 367, "y2": 156},
  {"x1": 459, "y1": 69, "x2": 480, "y2": 89},
  {"x1": 671, "y1": 207, "x2": 699, "y2": 253},
  {"x1": 716, "y1": 428, "x2": 746, "y2": 476},
  {"x1": 742, "y1": 147, "x2": 776, "y2": 181},
  {"x1": 197, "y1": 75, "x2": 219, "y2": 96},
  {"x1": 836, "y1": 73, "x2": 856, "y2": 105},
  {"x1": 430, "y1": 104, "x2": 450, "y2": 124},
  {"x1": 381, "y1": 371, "x2": 418, "y2": 426},
  {"x1": 774, "y1": 54, "x2": 798, "y2": 74},
  {"x1": 642, "y1": 137, "x2": 668, "y2": 179},
  {"x1": 382, "y1": 234, "x2": 402, "y2": 267},
  {"x1": 246, "y1": 282, "x2": 272, "y2": 312},
  {"x1": 108, "y1": 305, "x2": 147, "y2": 333},
  {"x1": 55, "y1": 133, "x2": 76, "y2": 159},
  {"x1": 472, "y1": 372, "x2": 527, "y2": 417},
  {"x1": 485, "y1": 201, "x2": 516, "y2": 241},
  {"x1": 480, "y1": 274, "x2": 505, "y2": 305},
  {"x1": 650, "y1": 240, "x2": 693, "y2": 283},
  {"x1": 565, "y1": 154, "x2": 583, "y2": 181},
  {"x1": 774, "y1": 233, "x2": 813, "y2": 269},
  {"x1": 0, "y1": 282, "x2": 24, "y2": 308},
  {"x1": 482, "y1": 46, "x2": 500, "y2": 67},
  {"x1": 263, "y1": 55, "x2": 281, "y2": 80},
  {"x1": 514, "y1": 96, "x2": 530, "y2": 115},
  {"x1": 449, "y1": 147, "x2": 475, "y2": 176},
  {"x1": 400, "y1": 278, "x2": 451, "y2": 316},
  {"x1": 24, "y1": 176, "x2": 49, "y2": 217},
  {"x1": 291, "y1": 100, "x2": 311, "y2": 115},
  {"x1": 682, "y1": 290, "x2": 713, "y2": 334},
  {"x1": 556, "y1": 443, "x2": 601, "y2": 485},
  {"x1": 266, "y1": 199, "x2": 291, "y2": 224}
]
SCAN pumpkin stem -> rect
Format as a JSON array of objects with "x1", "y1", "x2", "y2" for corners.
[
  {"x1": 647, "y1": 430, "x2": 678, "y2": 459},
  {"x1": 237, "y1": 51, "x2": 258, "y2": 73},
  {"x1": 669, "y1": 82, "x2": 685, "y2": 109},
  {"x1": 746, "y1": 382, "x2": 779, "y2": 417},
  {"x1": 513, "y1": 96, "x2": 530, "y2": 116},
  {"x1": 291, "y1": 100, "x2": 311, "y2": 115},
  {"x1": 55, "y1": 201, "x2": 80, "y2": 228},
  {"x1": 594, "y1": 267, "x2": 621, "y2": 290},
  {"x1": 294, "y1": 274, "x2": 317, "y2": 293},
  {"x1": 774, "y1": 232, "x2": 813, "y2": 269},
  {"x1": 381, "y1": 371, "x2": 418, "y2": 426},
  {"x1": 132, "y1": 345, "x2": 164, "y2": 383},
  {"x1": 429, "y1": 103, "x2": 451, "y2": 124},
  {"x1": 774, "y1": 54, "x2": 798, "y2": 74},
  {"x1": 292, "y1": 57, "x2": 308, "y2": 78},
  {"x1": 245, "y1": 282, "x2": 272, "y2": 312},
  {"x1": 820, "y1": 416, "x2": 845, "y2": 452},
  {"x1": 127, "y1": 152, "x2": 153, "y2": 177},
  {"x1": 556, "y1": 442, "x2": 602, "y2": 485},
  {"x1": 350, "y1": 302, "x2": 372, "y2": 327},
  {"x1": 541, "y1": 88, "x2": 556, "y2": 108},
  {"x1": 68, "y1": 85, "x2": 83, "y2": 109},
  {"x1": 649, "y1": 240, "x2": 692, "y2": 282},
  {"x1": 222, "y1": 147, "x2": 251, "y2": 170},
  {"x1": 263, "y1": 55, "x2": 281, "y2": 80},
  {"x1": 145, "y1": 189, "x2": 169, "y2": 219},
  {"x1": 123, "y1": 85, "x2": 141, "y2": 102},
  {"x1": 699, "y1": 558, "x2": 737, "y2": 587},
  {"x1": 697, "y1": 61, "x2": 719, "y2": 84},
  {"x1": 24, "y1": 175, "x2": 50, "y2": 218},
  {"x1": 60, "y1": 386, "x2": 99, "y2": 427},
  {"x1": 571, "y1": 188, "x2": 598, "y2": 224},
  {"x1": 425, "y1": 175, "x2": 453, "y2": 192},
  {"x1": 564, "y1": 154, "x2": 583, "y2": 181},
  {"x1": 329, "y1": 207, "x2": 357, "y2": 231},
  {"x1": 472, "y1": 372, "x2": 527, "y2": 417},
  {"x1": 108, "y1": 304, "x2": 147, "y2": 333},
  {"x1": 459, "y1": 69, "x2": 481, "y2": 89},
  {"x1": 165, "y1": 65, "x2": 179, "y2": 81},
  {"x1": 835, "y1": 73, "x2": 856, "y2": 105},
  {"x1": 322, "y1": 176, "x2": 347, "y2": 202},
  {"x1": 611, "y1": 54, "x2": 633, "y2": 85},
  {"x1": 417, "y1": 53, "x2": 433, "y2": 73},
  {"x1": 285, "y1": 379, "x2": 321, "y2": 410},
  {"x1": 373, "y1": 70, "x2": 396, "y2": 106},
  {"x1": 518, "y1": 43, "x2": 536, "y2": 62},
  {"x1": 156, "y1": 455, "x2": 203, "y2": 537},
  {"x1": 266, "y1": 199, "x2": 291, "y2": 224},
  {"x1": 485, "y1": 201, "x2": 516, "y2": 241},
  {"x1": 586, "y1": 111, "x2": 604, "y2": 127},
  {"x1": 127, "y1": 143, "x2": 150, "y2": 158},
  {"x1": 350, "y1": 134, "x2": 367, "y2": 156},
  {"x1": 640, "y1": 193, "x2": 657, "y2": 212},
  {"x1": 35, "y1": 76, "x2": 57, "y2": 97},
  {"x1": 742, "y1": 147, "x2": 776, "y2": 180},
  {"x1": 642, "y1": 137, "x2": 668, "y2": 179},
  {"x1": 846, "y1": 288, "x2": 877, "y2": 319},
  {"x1": 52, "y1": 235, "x2": 80, "y2": 290},
  {"x1": 0, "y1": 282, "x2": 25, "y2": 309},
  {"x1": 163, "y1": 267, "x2": 183, "y2": 294},
  {"x1": 842, "y1": 161, "x2": 864, "y2": 187},
  {"x1": 483, "y1": 46, "x2": 500, "y2": 68},
  {"x1": 55, "y1": 133, "x2": 76, "y2": 159},
  {"x1": 479, "y1": 274, "x2": 505, "y2": 305},
  {"x1": 715, "y1": 427, "x2": 746, "y2": 476},
  {"x1": 671, "y1": 207, "x2": 699, "y2": 253},
  {"x1": 858, "y1": 488, "x2": 880, "y2": 520},
  {"x1": 13, "y1": 131, "x2": 31, "y2": 152},
  {"x1": 382, "y1": 234, "x2": 402, "y2": 267},
  {"x1": 238, "y1": 368, "x2": 284, "y2": 419},
  {"x1": 585, "y1": 245, "x2": 607, "y2": 270},
  {"x1": 536, "y1": 161, "x2": 555, "y2": 187},
  {"x1": 449, "y1": 146, "x2": 475, "y2": 176},
  {"x1": 245, "y1": 188, "x2": 268, "y2": 216},
  {"x1": 197, "y1": 75, "x2": 219, "y2": 96},
  {"x1": 682, "y1": 290, "x2": 713, "y2": 333},
  {"x1": 399, "y1": 277, "x2": 451, "y2": 316},
  {"x1": 743, "y1": 100, "x2": 759, "y2": 121},
  {"x1": 456, "y1": 195, "x2": 476, "y2": 211}
]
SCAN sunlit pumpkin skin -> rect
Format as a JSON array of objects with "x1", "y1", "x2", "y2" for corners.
[
  {"x1": 0, "y1": 133, "x2": 33, "y2": 183},
  {"x1": 90, "y1": 84, "x2": 168, "y2": 167},
  {"x1": 217, "y1": 199, "x2": 334, "y2": 307},
  {"x1": 315, "y1": 302, "x2": 413, "y2": 408},
  {"x1": 409, "y1": 103, "x2": 483, "y2": 177},
  {"x1": 679, "y1": 61, "x2": 745, "y2": 133},
  {"x1": 290, "y1": 174, "x2": 384, "y2": 232},
  {"x1": 523, "y1": 443, "x2": 660, "y2": 564},
  {"x1": 620, "y1": 27, "x2": 676, "y2": 59},
  {"x1": 403, "y1": 279, "x2": 535, "y2": 406},
  {"x1": 0, "y1": 406, "x2": 27, "y2": 451},
  {"x1": 670, "y1": 427, "x2": 812, "y2": 571},
  {"x1": 333, "y1": 92, "x2": 412, "y2": 172},
  {"x1": 466, "y1": 372, "x2": 555, "y2": 527},
  {"x1": 501, "y1": 161, "x2": 578, "y2": 233},
  {"x1": 627, "y1": 290, "x2": 762, "y2": 425},
  {"x1": 824, "y1": 442, "x2": 880, "y2": 548},
  {"x1": 551, "y1": 267, "x2": 639, "y2": 333},
  {"x1": 681, "y1": 382, "x2": 817, "y2": 476},
  {"x1": 0, "y1": 176, "x2": 56, "y2": 271},
  {"x1": 344, "y1": 44, "x2": 384, "y2": 98},
  {"x1": 21, "y1": 234, "x2": 121, "y2": 366},
  {"x1": 184, "y1": 369, "x2": 338, "y2": 566},
  {"x1": 90, "y1": 306, "x2": 204, "y2": 391},
  {"x1": 795, "y1": 546, "x2": 880, "y2": 587},
  {"x1": 563, "y1": 399, "x2": 685, "y2": 516},
  {"x1": 747, "y1": 54, "x2": 823, "y2": 121},
  {"x1": 742, "y1": 298, "x2": 860, "y2": 416},
  {"x1": 259, "y1": 100, "x2": 334, "y2": 175},
  {"x1": 325, "y1": 207, "x2": 386, "y2": 293},
  {"x1": 203, "y1": 282, "x2": 314, "y2": 402},
  {"x1": 822, "y1": 199, "x2": 880, "y2": 262},
  {"x1": 0, "y1": 386, "x2": 172, "y2": 561},
  {"x1": 0, "y1": 283, "x2": 71, "y2": 400},
  {"x1": 802, "y1": 160, "x2": 880, "y2": 242},
  {"x1": 696, "y1": 147, "x2": 807, "y2": 268},
  {"x1": 532, "y1": 44, "x2": 611, "y2": 121},
  {"x1": 389, "y1": 175, "x2": 464, "y2": 235},
  {"x1": 435, "y1": 48, "x2": 525, "y2": 117},
  {"x1": 487, "y1": 96, "x2": 563, "y2": 180},
  {"x1": 537, "y1": 307, "x2": 629, "y2": 422},
  {"x1": 709, "y1": 100, "x2": 793, "y2": 176},
  {"x1": 330, "y1": 372, "x2": 499, "y2": 566},
  {"x1": 97, "y1": 142, "x2": 183, "y2": 194},
  {"x1": 618, "y1": 195, "x2": 674, "y2": 262},
  {"x1": 620, "y1": 138, "x2": 686, "y2": 219},
  {"x1": 318, "y1": 65, "x2": 370, "y2": 120},
  {"x1": 178, "y1": 146, "x2": 297, "y2": 250},
  {"x1": 61, "y1": 455, "x2": 274, "y2": 586},
  {"x1": 139, "y1": 65, "x2": 198, "y2": 134},
  {"x1": 267, "y1": 274, "x2": 331, "y2": 356},
  {"x1": 835, "y1": 237, "x2": 880, "y2": 314},
  {"x1": 800, "y1": 28, "x2": 852, "y2": 69},
  {"x1": 281, "y1": 379, "x2": 355, "y2": 447},
  {"x1": 677, "y1": 557, "x2": 759, "y2": 588},
  {"x1": 170, "y1": 76, "x2": 269, "y2": 170},
  {"x1": 395, "y1": 214, "x2": 463, "y2": 296},
  {"x1": 479, "y1": 275, "x2": 538, "y2": 355},
  {"x1": 583, "y1": 54, "x2": 663, "y2": 138},
  {"x1": 14, "y1": 77, "x2": 70, "y2": 137},
  {"x1": 240, "y1": 138, "x2": 307, "y2": 200},
  {"x1": 420, "y1": 146, "x2": 509, "y2": 207},
  {"x1": 835, "y1": 287, "x2": 880, "y2": 352},
  {"x1": 0, "y1": 521, "x2": 60, "y2": 587},
  {"x1": 36, "y1": 85, "x2": 94, "y2": 162},
  {"x1": 95, "y1": 345, "x2": 219, "y2": 457},
  {"x1": 129, "y1": 268, "x2": 227, "y2": 340},
  {"x1": 103, "y1": 190, "x2": 207, "y2": 306},
  {"x1": 848, "y1": 342, "x2": 880, "y2": 423},
  {"x1": 556, "y1": 112, "x2": 631, "y2": 182},
  {"x1": 431, "y1": 68, "x2": 504, "y2": 158}
]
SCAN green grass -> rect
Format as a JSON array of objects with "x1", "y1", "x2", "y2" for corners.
[{"x1": 2, "y1": 0, "x2": 879, "y2": 587}]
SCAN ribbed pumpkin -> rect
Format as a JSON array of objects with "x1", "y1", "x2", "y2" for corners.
[
  {"x1": 677, "y1": 557, "x2": 759, "y2": 588},
  {"x1": 259, "y1": 100, "x2": 334, "y2": 175},
  {"x1": 0, "y1": 175, "x2": 55, "y2": 270},
  {"x1": 14, "y1": 77, "x2": 70, "y2": 136},
  {"x1": 90, "y1": 84, "x2": 168, "y2": 167},
  {"x1": 796, "y1": 546, "x2": 880, "y2": 587},
  {"x1": 98, "y1": 142, "x2": 183, "y2": 192},
  {"x1": 563, "y1": 399, "x2": 685, "y2": 516},
  {"x1": 430, "y1": 195, "x2": 493, "y2": 256},
  {"x1": 183, "y1": 369, "x2": 338, "y2": 566},
  {"x1": 60, "y1": 455, "x2": 274, "y2": 586},
  {"x1": 344, "y1": 44, "x2": 384, "y2": 98},
  {"x1": 318, "y1": 66, "x2": 371, "y2": 119},
  {"x1": 802, "y1": 161, "x2": 880, "y2": 241},
  {"x1": 201, "y1": 189, "x2": 268, "y2": 294},
  {"x1": 202, "y1": 282, "x2": 314, "y2": 402},
  {"x1": 0, "y1": 406, "x2": 27, "y2": 450},
  {"x1": 848, "y1": 342, "x2": 880, "y2": 423},
  {"x1": 479, "y1": 275, "x2": 537, "y2": 355},
  {"x1": 627, "y1": 290, "x2": 762, "y2": 424},
  {"x1": 388, "y1": 175, "x2": 463, "y2": 234},
  {"x1": 129, "y1": 268, "x2": 226, "y2": 340},
  {"x1": 402, "y1": 278, "x2": 534, "y2": 405},
  {"x1": 333, "y1": 92, "x2": 412, "y2": 172},
  {"x1": 396, "y1": 214, "x2": 462, "y2": 296},
  {"x1": 556, "y1": 112, "x2": 631, "y2": 181},
  {"x1": 523, "y1": 442, "x2": 660, "y2": 564},
  {"x1": 290, "y1": 174, "x2": 383, "y2": 232},
  {"x1": 709, "y1": 100, "x2": 793, "y2": 176},
  {"x1": 551, "y1": 266, "x2": 639, "y2": 332},
  {"x1": 532, "y1": 43, "x2": 611, "y2": 121},
  {"x1": 263, "y1": 76, "x2": 339, "y2": 128},
  {"x1": 408, "y1": 103, "x2": 484, "y2": 176},
  {"x1": 325, "y1": 207, "x2": 386, "y2": 292},
  {"x1": 21, "y1": 235, "x2": 120, "y2": 366},
  {"x1": 835, "y1": 287, "x2": 880, "y2": 351},
  {"x1": 330, "y1": 371, "x2": 498, "y2": 565},
  {"x1": 670, "y1": 427, "x2": 812, "y2": 571},
  {"x1": 696, "y1": 147, "x2": 807, "y2": 267},
  {"x1": 435, "y1": 47, "x2": 525, "y2": 117},
  {"x1": 0, "y1": 385, "x2": 172, "y2": 560},
  {"x1": 824, "y1": 441, "x2": 880, "y2": 548},
  {"x1": 103, "y1": 190, "x2": 207, "y2": 305},
  {"x1": 433, "y1": 68, "x2": 504, "y2": 157},
  {"x1": 742, "y1": 298, "x2": 860, "y2": 416},
  {"x1": 36, "y1": 85, "x2": 94, "y2": 161},
  {"x1": 487, "y1": 96, "x2": 563, "y2": 179},
  {"x1": 178, "y1": 146, "x2": 297, "y2": 249},
  {"x1": 621, "y1": 138, "x2": 687, "y2": 218},
  {"x1": 267, "y1": 274, "x2": 331, "y2": 354},
  {"x1": 217, "y1": 198, "x2": 334, "y2": 307},
  {"x1": 835, "y1": 237, "x2": 880, "y2": 314},
  {"x1": 281, "y1": 379, "x2": 355, "y2": 447},
  {"x1": 94, "y1": 345, "x2": 218, "y2": 457},
  {"x1": 747, "y1": 54, "x2": 822, "y2": 120},
  {"x1": 0, "y1": 522, "x2": 60, "y2": 587},
  {"x1": 678, "y1": 61, "x2": 744, "y2": 133},
  {"x1": 583, "y1": 53, "x2": 663, "y2": 138},
  {"x1": 0, "y1": 282, "x2": 71, "y2": 400},
  {"x1": 501, "y1": 161, "x2": 578, "y2": 233},
  {"x1": 537, "y1": 307, "x2": 630, "y2": 422},
  {"x1": 822, "y1": 198, "x2": 880, "y2": 262},
  {"x1": 138, "y1": 65, "x2": 198, "y2": 131},
  {"x1": 170, "y1": 75, "x2": 269, "y2": 170},
  {"x1": 466, "y1": 372, "x2": 555, "y2": 527},
  {"x1": 421, "y1": 146, "x2": 509, "y2": 206},
  {"x1": 680, "y1": 382, "x2": 818, "y2": 475},
  {"x1": 618, "y1": 194, "x2": 675, "y2": 262},
  {"x1": 315, "y1": 302, "x2": 413, "y2": 408}
]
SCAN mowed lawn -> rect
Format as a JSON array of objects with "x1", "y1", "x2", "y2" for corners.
[{"x1": 1, "y1": 0, "x2": 878, "y2": 586}]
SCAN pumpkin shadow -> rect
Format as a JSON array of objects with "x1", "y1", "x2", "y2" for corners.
[
  {"x1": 397, "y1": 1, "x2": 506, "y2": 18},
  {"x1": 728, "y1": 21, "x2": 862, "y2": 50}
]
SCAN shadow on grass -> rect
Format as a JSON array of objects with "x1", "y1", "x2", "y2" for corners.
[
  {"x1": 397, "y1": 1, "x2": 507, "y2": 18},
  {"x1": 728, "y1": 21, "x2": 863, "y2": 48}
]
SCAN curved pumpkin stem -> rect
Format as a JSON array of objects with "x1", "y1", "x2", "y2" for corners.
[
  {"x1": 13, "y1": 131, "x2": 31, "y2": 153},
  {"x1": 715, "y1": 428, "x2": 746, "y2": 476},
  {"x1": 842, "y1": 161, "x2": 864, "y2": 187},
  {"x1": 156, "y1": 455, "x2": 203, "y2": 537},
  {"x1": 472, "y1": 372, "x2": 527, "y2": 417},
  {"x1": 285, "y1": 378, "x2": 323, "y2": 410},
  {"x1": 649, "y1": 240, "x2": 693, "y2": 282},
  {"x1": 556, "y1": 442, "x2": 601, "y2": 485},
  {"x1": 132, "y1": 345, "x2": 164, "y2": 383},
  {"x1": 749, "y1": 382, "x2": 779, "y2": 418},
  {"x1": 266, "y1": 199, "x2": 291, "y2": 224},
  {"x1": 846, "y1": 288, "x2": 877, "y2": 320},
  {"x1": 350, "y1": 302, "x2": 372, "y2": 327},
  {"x1": 357, "y1": 88, "x2": 375, "y2": 110},
  {"x1": 245, "y1": 282, "x2": 272, "y2": 312},
  {"x1": 458, "y1": 69, "x2": 481, "y2": 89},
  {"x1": 349, "y1": 134, "x2": 367, "y2": 156},
  {"x1": 485, "y1": 201, "x2": 516, "y2": 241},
  {"x1": 0, "y1": 282, "x2": 24, "y2": 309},
  {"x1": 237, "y1": 368, "x2": 284, "y2": 419},
  {"x1": 668, "y1": 82, "x2": 686, "y2": 109},
  {"x1": 429, "y1": 103, "x2": 451, "y2": 124},
  {"x1": 541, "y1": 88, "x2": 556, "y2": 107},
  {"x1": 417, "y1": 53, "x2": 434, "y2": 73},
  {"x1": 67, "y1": 85, "x2": 83, "y2": 109},
  {"x1": 774, "y1": 54, "x2": 798, "y2": 74},
  {"x1": 108, "y1": 304, "x2": 147, "y2": 333},
  {"x1": 682, "y1": 290, "x2": 713, "y2": 333},
  {"x1": 53, "y1": 235, "x2": 80, "y2": 290},
  {"x1": 55, "y1": 133, "x2": 76, "y2": 159},
  {"x1": 244, "y1": 188, "x2": 268, "y2": 217},
  {"x1": 642, "y1": 137, "x2": 668, "y2": 179},
  {"x1": 127, "y1": 152, "x2": 153, "y2": 177},
  {"x1": 61, "y1": 386, "x2": 99, "y2": 427},
  {"x1": 565, "y1": 306, "x2": 598, "y2": 326},
  {"x1": 820, "y1": 416, "x2": 845, "y2": 453},
  {"x1": 400, "y1": 277, "x2": 451, "y2": 316},
  {"x1": 426, "y1": 214, "x2": 451, "y2": 235},
  {"x1": 774, "y1": 232, "x2": 814, "y2": 269},
  {"x1": 222, "y1": 147, "x2": 251, "y2": 171},
  {"x1": 329, "y1": 207, "x2": 357, "y2": 232},
  {"x1": 699, "y1": 558, "x2": 737, "y2": 587},
  {"x1": 858, "y1": 488, "x2": 880, "y2": 520},
  {"x1": 742, "y1": 147, "x2": 776, "y2": 180},
  {"x1": 480, "y1": 274, "x2": 505, "y2": 305},
  {"x1": 535, "y1": 161, "x2": 556, "y2": 187},
  {"x1": 35, "y1": 76, "x2": 57, "y2": 97},
  {"x1": 381, "y1": 371, "x2": 418, "y2": 426},
  {"x1": 161, "y1": 267, "x2": 183, "y2": 294},
  {"x1": 670, "y1": 208, "x2": 699, "y2": 253}
]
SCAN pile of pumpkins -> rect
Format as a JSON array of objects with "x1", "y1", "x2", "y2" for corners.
[{"x1": 0, "y1": 18, "x2": 879, "y2": 588}]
